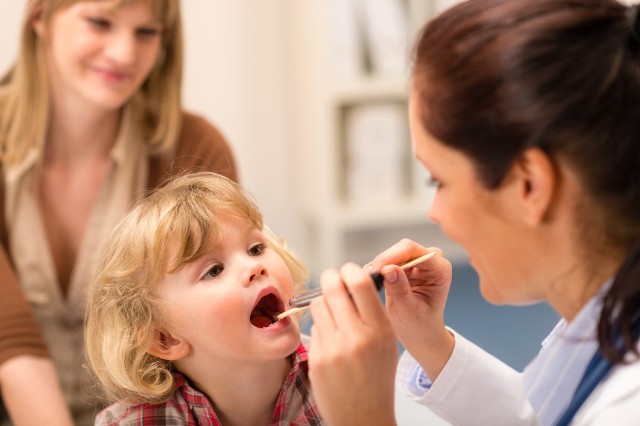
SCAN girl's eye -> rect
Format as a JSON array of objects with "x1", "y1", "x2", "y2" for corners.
[
  {"x1": 87, "y1": 18, "x2": 111, "y2": 29},
  {"x1": 203, "y1": 264, "x2": 224, "y2": 280},
  {"x1": 248, "y1": 243, "x2": 265, "y2": 256}
]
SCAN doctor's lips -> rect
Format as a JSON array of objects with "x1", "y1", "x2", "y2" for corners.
[
  {"x1": 273, "y1": 251, "x2": 439, "y2": 321},
  {"x1": 250, "y1": 290, "x2": 285, "y2": 329}
]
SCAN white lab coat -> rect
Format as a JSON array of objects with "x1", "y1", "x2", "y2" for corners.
[
  {"x1": 397, "y1": 331, "x2": 640, "y2": 425},
  {"x1": 572, "y1": 351, "x2": 640, "y2": 425}
]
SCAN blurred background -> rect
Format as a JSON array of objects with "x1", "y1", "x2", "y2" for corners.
[{"x1": 0, "y1": 1, "x2": 564, "y2": 424}]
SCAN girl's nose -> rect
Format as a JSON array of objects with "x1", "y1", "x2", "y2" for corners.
[
  {"x1": 245, "y1": 260, "x2": 267, "y2": 286},
  {"x1": 249, "y1": 268, "x2": 267, "y2": 282}
]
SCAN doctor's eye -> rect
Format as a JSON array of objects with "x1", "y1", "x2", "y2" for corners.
[
  {"x1": 427, "y1": 176, "x2": 443, "y2": 190},
  {"x1": 248, "y1": 243, "x2": 265, "y2": 256},
  {"x1": 203, "y1": 264, "x2": 224, "y2": 280}
]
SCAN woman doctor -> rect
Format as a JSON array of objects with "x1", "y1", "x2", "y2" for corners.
[{"x1": 308, "y1": 0, "x2": 640, "y2": 424}]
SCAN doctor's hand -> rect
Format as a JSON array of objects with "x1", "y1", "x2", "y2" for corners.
[
  {"x1": 308, "y1": 263, "x2": 398, "y2": 426},
  {"x1": 367, "y1": 239, "x2": 455, "y2": 381}
]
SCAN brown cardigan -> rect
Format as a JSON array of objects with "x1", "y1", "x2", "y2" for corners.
[{"x1": 0, "y1": 112, "x2": 238, "y2": 366}]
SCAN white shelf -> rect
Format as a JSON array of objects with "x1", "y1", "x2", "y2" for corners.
[
  {"x1": 332, "y1": 77, "x2": 409, "y2": 104},
  {"x1": 287, "y1": 1, "x2": 463, "y2": 277},
  {"x1": 331, "y1": 199, "x2": 431, "y2": 230}
]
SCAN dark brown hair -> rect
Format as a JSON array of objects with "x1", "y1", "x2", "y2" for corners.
[{"x1": 413, "y1": 0, "x2": 640, "y2": 362}]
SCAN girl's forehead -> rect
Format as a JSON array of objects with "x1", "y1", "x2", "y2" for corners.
[
  {"x1": 163, "y1": 213, "x2": 261, "y2": 266},
  {"x1": 176, "y1": 211, "x2": 259, "y2": 246},
  {"x1": 214, "y1": 213, "x2": 261, "y2": 234}
]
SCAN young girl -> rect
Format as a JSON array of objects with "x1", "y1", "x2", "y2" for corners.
[
  {"x1": 85, "y1": 172, "x2": 322, "y2": 425},
  {"x1": 0, "y1": 1, "x2": 236, "y2": 423}
]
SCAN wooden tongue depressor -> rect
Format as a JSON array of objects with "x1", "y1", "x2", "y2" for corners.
[
  {"x1": 274, "y1": 306, "x2": 306, "y2": 319},
  {"x1": 274, "y1": 251, "x2": 438, "y2": 321}
]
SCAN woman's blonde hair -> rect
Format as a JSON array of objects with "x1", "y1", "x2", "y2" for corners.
[
  {"x1": 0, "y1": 0, "x2": 183, "y2": 165},
  {"x1": 84, "y1": 172, "x2": 309, "y2": 404}
]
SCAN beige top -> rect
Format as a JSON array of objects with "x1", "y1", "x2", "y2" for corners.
[
  {"x1": 5, "y1": 120, "x2": 148, "y2": 423},
  {"x1": 1, "y1": 112, "x2": 238, "y2": 425}
]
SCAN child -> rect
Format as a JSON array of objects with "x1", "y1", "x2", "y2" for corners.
[{"x1": 84, "y1": 172, "x2": 323, "y2": 425}]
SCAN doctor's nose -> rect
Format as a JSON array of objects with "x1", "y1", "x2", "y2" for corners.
[{"x1": 428, "y1": 194, "x2": 442, "y2": 225}]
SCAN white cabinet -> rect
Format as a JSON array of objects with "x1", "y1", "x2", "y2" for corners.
[{"x1": 286, "y1": 0, "x2": 466, "y2": 277}]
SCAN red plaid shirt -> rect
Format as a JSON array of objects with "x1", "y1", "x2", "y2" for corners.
[{"x1": 95, "y1": 343, "x2": 323, "y2": 425}]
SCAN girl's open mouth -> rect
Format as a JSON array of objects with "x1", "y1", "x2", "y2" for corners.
[{"x1": 250, "y1": 293, "x2": 284, "y2": 328}]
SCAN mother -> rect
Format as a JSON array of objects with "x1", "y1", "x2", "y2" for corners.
[{"x1": 0, "y1": 1, "x2": 237, "y2": 424}]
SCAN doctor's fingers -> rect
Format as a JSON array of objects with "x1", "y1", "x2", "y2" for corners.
[
  {"x1": 368, "y1": 239, "x2": 439, "y2": 273},
  {"x1": 394, "y1": 249, "x2": 452, "y2": 291},
  {"x1": 338, "y1": 262, "x2": 389, "y2": 326},
  {"x1": 312, "y1": 266, "x2": 361, "y2": 329}
]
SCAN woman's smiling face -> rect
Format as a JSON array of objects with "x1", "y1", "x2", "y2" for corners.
[{"x1": 35, "y1": 0, "x2": 163, "y2": 112}]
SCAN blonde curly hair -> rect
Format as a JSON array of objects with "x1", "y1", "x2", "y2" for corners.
[{"x1": 84, "y1": 172, "x2": 308, "y2": 404}]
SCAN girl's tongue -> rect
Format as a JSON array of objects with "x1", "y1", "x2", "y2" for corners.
[
  {"x1": 250, "y1": 293, "x2": 281, "y2": 328},
  {"x1": 251, "y1": 315, "x2": 275, "y2": 328}
]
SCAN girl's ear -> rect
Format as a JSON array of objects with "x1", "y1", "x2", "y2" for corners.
[
  {"x1": 147, "y1": 329, "x2": 191, "y2": 361},
  {"x1": 511, "y1": 147, "x2": 556, "y2": 225}
]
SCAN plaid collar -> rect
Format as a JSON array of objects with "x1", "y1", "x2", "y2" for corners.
[
  {"x1": 96, "y1": 342, "x2": 323, "y2": 425},
  {"x1": 175, "y1": 342, "x2": 322, "y2": 425}
]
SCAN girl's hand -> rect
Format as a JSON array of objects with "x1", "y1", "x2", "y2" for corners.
[{"x1": 308, "y1": 263, "x2": 398, "y2": 426}]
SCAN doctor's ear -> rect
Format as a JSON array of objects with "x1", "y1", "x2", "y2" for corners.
[
  {"x1": 510, "y1": 147, "x2": 556, "y2": 225},
  {"x1": 147, "y1": 329, "x2": 191, "y2": 361}
]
